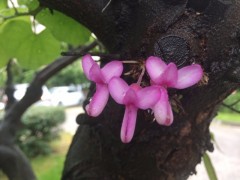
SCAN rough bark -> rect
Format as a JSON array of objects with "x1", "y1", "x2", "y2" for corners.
[{"x1": 39, "y1": 0, "x2": 239, "y2": 179}]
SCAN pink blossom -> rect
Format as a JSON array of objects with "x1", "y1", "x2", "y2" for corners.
[
  {"x1": 152, "y1": 87, "x2": 173, "y2": 126},
  {"x1": 146, "y1": 56, "x2": 203, "y2": 89},
  {"x1": 82, "y1": 55, "x2": 123, "y2": 117},
  {"x1": 109, "y1": 77, "x2": 161, "y2": 143},
  {"x1": 146, "y1": 56, "x2": 203, "y2": 125}
]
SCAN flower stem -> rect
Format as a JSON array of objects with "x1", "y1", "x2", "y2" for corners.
[
  {"x1": 122, "y1": 61, "x2": 139, "y2": 64},
  {"x1": 137, "y1": 66, "x2": 145, "y2": 85}
]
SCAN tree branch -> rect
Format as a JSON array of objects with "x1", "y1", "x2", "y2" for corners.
[
  {"x1": 4, "y1": 59, "x2": 16, "y2": 110},
  {"x1": 222, "y1": 103, "x2": 240, "y2": 114},
  {"x1": 61, "y1": 51, "x2": 121, "y2": 60},
  {"x1": 35, "y1": 41, "x2": 97, "y2": 84},
  {"x1": 229, "y1": 99, "x2": 240, "y2": 107},
  {"x1": 0, "y1": 145, "x2": 36, "y2": 180},
  {"x1": 3, "y1": 41, "x2": 97, "y2": 137},
  {"x1": 0, "y1": 41, "x2": 97, "y2": 180},
  {"x1": 9, "y1": 0, "x2": 18, "y2": 14},
  {"x1": 0, "y1": 6, "x2": 44, "y2": 21}
]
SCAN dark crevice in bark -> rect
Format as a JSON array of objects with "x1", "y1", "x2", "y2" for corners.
[{"x1": 187, "y1": 0, "x2": 211, "y2": 12}]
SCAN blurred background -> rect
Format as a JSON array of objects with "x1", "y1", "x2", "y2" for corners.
[{"x1": 0, "y1": 0, "x2": 239, "y2": 180}]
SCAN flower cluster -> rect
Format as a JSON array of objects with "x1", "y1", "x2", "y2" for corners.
[{"x1": 82, "y1": 55, "x2": 203, "y2": 143}]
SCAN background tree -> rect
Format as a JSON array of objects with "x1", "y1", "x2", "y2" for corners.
[
  {"x1": 0, "y1": 0, "x2": 240, "y2": 180},
  {"x1": 0, "y1": 1, "x2": 93, "y2": 179}
]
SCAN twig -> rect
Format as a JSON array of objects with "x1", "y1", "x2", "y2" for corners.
[
  {"x1": 9, "y1": 0, "x2": 18, "y2": 14},
  {"x1": 222, "y1": 103, "x2": 240, "y2": 113},
  {"x1": 0, "y1": 6, "x2": 44, "y2": 21},
  {"x1": 4, "y1": 59, "x2": 16, "y2": 110},
  {"x1": 61, "y1": 51, "x2": 120, "y2": 60},
  {"x1": 228, "y1": 99, "x2": 240, "y2": 107},
  {"x1": 122, "y1": 60, "x2": 139, "y2": 64},
  {"x1": 36, "y1": 41, "x2": 97, "y2": 84},
  {"x1": 137, "y1": 66, "x2": 145, "y2": 85}
]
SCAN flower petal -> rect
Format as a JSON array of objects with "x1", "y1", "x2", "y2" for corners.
[
  {"x1": 155, "y1": 63, "x2": 178, "y2": 87},
  {"x1": 101, "y1": 61, "x2": 123, "y2": 83},
  {"x1": 82, "y1": 54, "x2": 95, "y2": 80},
  {"x1": 136, "y1": 86, "x2": 161, "y2": 109},
  {"x1": 86, "y1": 84, "x2": 109, "y2": 117},
  {"x1": 165, "y1": 102, "x2": 173, "y2": 126},
  {"x1": 109, "y1": 77, "x2": 129, "y2": 104},
  {"x1": 146, "y1": 56, "x2": 167, "y2": 83},
  {"x1": 121, "y1": 105, "x2": 138, "y2": 143},
  {"x1": 130, "y1": 83, "x2": 142, "y2": 92},
  {"x1": 153, "y1": 88, "x2": 173, "y2": 125},
  {"x1": 123, "y1": 88, "x2": 138, "y2": 105},
  {"x1": 173, "y1": 64, "x2": 203, "y2": 89},
  {"x1": 89, "y1": 64, "x2": 105, "y2": 83}
]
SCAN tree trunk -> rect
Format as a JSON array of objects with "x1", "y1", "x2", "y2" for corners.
[{"x1": 40, "y1": 0, "x2": 240, "y2": 179}]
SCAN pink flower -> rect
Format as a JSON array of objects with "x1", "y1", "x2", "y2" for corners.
[
  {"x1": 146, "y1": 56, "x2": 203, "y2": 125},
  {"x1": 146, "y1": 56, "x2": 203, "y2": 89},
  {"x1": 82, "y1": 55, "x2": 123, "y2": 117},
  {"x1": 152, "y1": 87, "x2": 173, "y2": 126},
  {"x1": 109, "y1": 77, "x2": 161, "y2": 143}
]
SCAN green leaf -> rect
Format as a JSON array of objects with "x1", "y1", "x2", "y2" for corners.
[
  {"x1": 36, "y1": 9, "x2": 91, "y2": 46},
  {"x1": 17, "y1": 0, "x2": 39, "y2": 11},
  {"x1": 203, "y1": 153, "x2": 218, "y2": 180},
  {"x1": 16, "y1": 30, "x2": 61, "y2": 69},
  {"x1": 0, "y1": 0, "x2": 8, "y2": 9},
  {"x1": 0, "y1": 7, "x2": 29, "y2": 25},
  {"x1": 0, "y1": 7, "x2": 28, "y2": 17},
  {"x1": 0, "y1": 46, "x2": 9, "y2": 67},
  {"x1": 0, "y1": 68, "x2": 7, "y2": 87},
  {"x1": 0, "y1": 19, "x2": 31, "y2": 67},
  {"x1": 0, "y1": 19, "x2": 61, "y2": 69}
]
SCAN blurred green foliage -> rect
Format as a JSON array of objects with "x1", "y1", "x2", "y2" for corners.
[
  {"x1": 0, "y1": 1, "x2": 91, "y2": 69},
  {"x1": 9, "y1": 61, "x2": 89, "y2": 87},
  {"x1": 0, "y1": 1, "x2": 92, "y2": 89},
  {"x1": 0, "y1": 18, "x2": 61, "y2": 69},
  {"x1": 36, "y1": 9, "x2": 91, "y2": 46},
  {"x1": 16, "y1": 106, "x2": 65, "y2": 157},
  {"x1": 219, "y1": 90, "x2": 240, "y2": 113},
  {"x1": 0, "y1": 0, "x2": 8, "y2": 9},
  {"x1": 46, "y1": 61, "x2": 89, "y2": 87},
  {"x1": 18, "y1": 0, "x2": 39, "y2": 11}
]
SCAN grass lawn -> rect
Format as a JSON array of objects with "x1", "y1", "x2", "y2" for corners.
[
  {"x1": 0, "y1": 131, "x2": 72, "y2": 180},
  {"x1": 34, "y1": 131, "x2": 72, "y2": 180},
  {"x1": 33, "y1": 154, "x2": 65, "y2": 180},
  {"x1": 216, "y1": 112, "x2": 240, "y2": 124}
]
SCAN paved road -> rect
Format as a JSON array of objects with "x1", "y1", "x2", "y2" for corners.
[
  {"x1": 189, "y1": 121, "x2": 240, "y2": 180},
  {"x1": 61, "y1": 106, "x2": 84, "y2": 135},
  {"x1": 63, "y1": 107, "x2": 240, "y2": 180}
]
